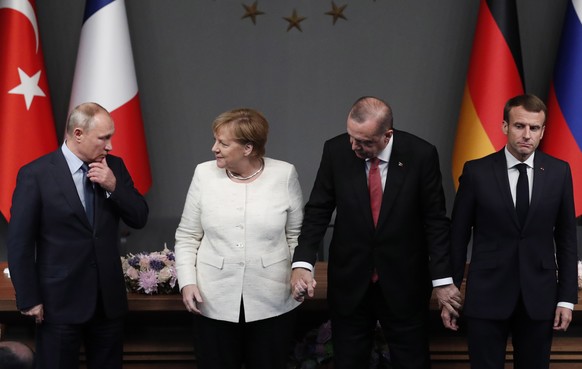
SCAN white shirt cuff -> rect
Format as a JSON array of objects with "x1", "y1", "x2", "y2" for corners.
[
  {"x1": 557, "y1": 302, "x2": 574, "y2": 310},
  {"x1": 292, "y1": 261, "x2": 313, "y2": 272},
  {"x1": 432, "y1": 277, "x2": 454, "y2": 287}
]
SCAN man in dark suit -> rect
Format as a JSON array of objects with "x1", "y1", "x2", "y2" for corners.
[
  {"x1": 446, "y1": 94, "x2": 578, "y2": 369},
  {"x1": 291, "y1": 96, "x2": 461, "y2": 369},
  {"x1": 7, "y1": 102, "x2": 149, "y2": 369}
]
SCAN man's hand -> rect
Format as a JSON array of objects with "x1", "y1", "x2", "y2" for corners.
[
  {"x1": 441, "y1": 306, "x2": 459, "y2": 331},
  {"x1": 435, "y1": 283, "x2": 462, "y2": 316},
  {"x1": 21, "y1": 304, "x2": 44, "y2": 324},
  {"x1": 88, "y1": 157, "x2": 116, "y2": 192},
  {"x1": 181, "y1": 284, "x2": 203, "y2": 314},
  {"x1": 553, "y1": 306, "x2": 573, "y2": 331},
  {"x1": 290, "y1": 268, "x2": 317, "y2": 302}
]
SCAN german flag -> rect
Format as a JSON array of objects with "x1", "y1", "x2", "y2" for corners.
[
  {"x1": 541, "y1": 0, "x2": 582, "y2": 217},
  {"x1": 452, "y1": 0, "x2": 524, "y2": 189}
]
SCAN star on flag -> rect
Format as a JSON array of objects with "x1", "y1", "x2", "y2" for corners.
[{"x1": 8, "y1": 68, "x2": 46, "y2": 110}]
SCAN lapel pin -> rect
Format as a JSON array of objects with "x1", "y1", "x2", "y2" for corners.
[
  {"x1": 398, "y1": 162, "x2": 404, "y2": 167},
  {"x1": 540, "y1": 167, "x2": 545, "y2": 171}
]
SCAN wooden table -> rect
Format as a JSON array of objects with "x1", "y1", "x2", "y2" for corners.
[
  {"x1": 0, "y1": 261, "x2": 328, "y2": 312},
  {"x1": 2, "y1": 261, "x2": 582, "y2": 369}
]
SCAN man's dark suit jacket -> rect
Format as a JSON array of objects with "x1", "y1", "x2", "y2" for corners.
[
  {"x1": 293, "y1": 130, "x2": 451, "y2": 317},
  {"x1": 451, "y1": 149, "x2": 578, "y2": 320},
  {"x1": 7, "y1": 149, "x2": 149, "y2": 324}
]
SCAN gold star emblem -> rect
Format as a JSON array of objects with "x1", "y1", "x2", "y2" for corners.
[
  {"x1": 325, "y1": 2, "x2": 347, "y2": 25},
  {"x1": 283, "y1": 9, "x2": 306, "y2": 32},
  {"x1": 241, "y1": 1, "x2": 265, "y2": 25}
]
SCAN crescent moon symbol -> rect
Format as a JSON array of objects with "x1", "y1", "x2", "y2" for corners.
[{"x1": 0, "y1": 0, "x2": 39, "y2": 53}]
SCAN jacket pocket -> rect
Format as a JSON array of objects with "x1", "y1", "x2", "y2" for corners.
[
  {"x1": 469, "y1": 259, "x2": 497, "y2": 271},
  {"x1": 261, "y1": 248, "x2": 290, "y2": 268},
  {"x1": 198, "y1": 253, "x2": 225, "y2": 269},
  {"x1": 38, "y1": 264, "x2": 69, "y2": 279}
]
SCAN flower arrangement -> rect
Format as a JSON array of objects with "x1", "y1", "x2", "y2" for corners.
[
  {"x1": 290, "y1": 320, "x2": 333, "y2": 369},
  {"x1": 578, "y1": 261, "x2": 582, "y2": 290},
  {"x1": 120, "y1": 244, "x2": 179, "y2": 295},
  {"x1": 289, "y1": 320, "x2": 391, "y2": 369}
]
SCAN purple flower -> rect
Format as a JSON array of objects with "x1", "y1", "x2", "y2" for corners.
[
  {"x1": 149, "y1": 259, "x2": 165, "y2": 271},
  {"x1": 128, "y1": 255, "x2": 141, "y2": 269},
  {"x1": 138, "y1": 270, "x2": 158, "y2": 294}
]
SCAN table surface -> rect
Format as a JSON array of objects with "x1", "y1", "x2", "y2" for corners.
[
  {"x1": 0, "y1": 262, "x2": 328, "y2": 312},
  {"x1": 1, "y1": 262, "x2": 580, "y2": 312}
]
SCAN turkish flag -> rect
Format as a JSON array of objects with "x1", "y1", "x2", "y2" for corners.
[{"x1": 0, "y1": 0, "x2": 58, "y2": 222}]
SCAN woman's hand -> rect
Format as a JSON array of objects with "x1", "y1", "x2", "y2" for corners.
[{"x1": 181, "y1": 284, "x2": 203, "y2": 314}]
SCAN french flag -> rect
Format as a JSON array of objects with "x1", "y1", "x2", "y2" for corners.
[
  {"x1": 542, "y1": 0, "x2": 582, "y2": 217},
  {"x1": 69, "y1": 0, "x2": 151, "y2": 194}
]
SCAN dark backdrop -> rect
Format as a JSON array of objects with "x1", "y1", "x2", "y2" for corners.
[{"x1": 1, "y1": 0, "x2": 578, "y2": 259}]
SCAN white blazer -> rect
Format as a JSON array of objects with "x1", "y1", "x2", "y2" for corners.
[{"x1": 175, "y1": 158, "x2": 303, "y2": 322}]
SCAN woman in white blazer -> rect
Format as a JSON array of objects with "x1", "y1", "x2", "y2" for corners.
[{"x1": 175, "y1": 108, "x2": 303, "y2": 369}]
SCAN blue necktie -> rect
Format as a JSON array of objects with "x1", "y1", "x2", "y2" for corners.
[
  {"x1": 81, "y1": 164, "x2": 95, "y2": 226},
  {"x1": 515, "y1": 163, "x2": 529, "y2": 227}
]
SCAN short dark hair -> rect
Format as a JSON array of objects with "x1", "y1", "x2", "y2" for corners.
[{"x1": 503, "y1": 94, "x2": 547, "y2": 125}]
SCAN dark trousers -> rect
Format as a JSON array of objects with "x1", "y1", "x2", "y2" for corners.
[
  {"x1": 331, "y1": 282, "x2": 431, "y2": 369},
  {"x1": 465, "y1": 296, "x2": 553, "y2": 369},
  {"x1": 193, "y1": 302, "x2": 297, "y2": 369},
  {"x1": 35, "y1": 301, "x2": 124, "y2": 369}
]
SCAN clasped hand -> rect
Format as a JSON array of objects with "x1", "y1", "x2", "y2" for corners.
[
  {"x1": 436, "y1": 284, "x2": 463, "y2": 331},
  {"x1": 290, "y1": 268, "x2": 317, "y2": 302}
]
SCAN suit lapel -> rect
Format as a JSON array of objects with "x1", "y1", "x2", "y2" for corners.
[
  {"x1": 50, "y1": 150, "x2": 93, "y2": 229},
  {"x1": 527, "y1": 152, "x2": 546, "y2": 228},
  {"x1": 492, "y1": 150, "x2": 521, "y2": 229},
  {"x1": 93, "y1": 182, "x2": 105, "y2": 229},
  {"x1": 346, "y1": 152, "x2": 374, "y2": 226},
  {"x1": 377, "y1": 154, "x2": 405, "y2": 229},
  {"x1": 376, "y1": 136, "x2": 405, "y2": 229}
]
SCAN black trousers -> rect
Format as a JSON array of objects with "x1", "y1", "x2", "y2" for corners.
[
  {"x1": 465, "y1": 296, "x2": 553, "y2": 369},
  {"x1": 193, "y1": 301, "x2": 297, "y2": 369},
  {"x1": 331, "y1": 282, "x2": 431, "y2": 369},
  {"x1": 35, "y1": 297, "x2": 124, "y2": 369}
]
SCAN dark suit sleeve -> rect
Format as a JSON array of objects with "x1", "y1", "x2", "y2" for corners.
[
  {"x1": 107, "y1": 157, "x2": 148, "y2": 229},
  {"x1": 421, "y1": 145, "x2": 453, "y2": 281},
  {"x1": 450, "y1": 162, "x2": 475, "y2": 287},
  {"x1": 7, "y1": 165, "x2": 43, "y2": 311},
  {"x1": 292, "y1": 140, "x2": 336, "y2": 266},
  {"x1": 554, "y1": 164, "x2": 578, "y2": 305}
]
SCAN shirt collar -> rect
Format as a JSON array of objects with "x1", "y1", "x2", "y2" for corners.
[
  {"x1": 367, "y1": 134, "x2": 394, "y2": 163},
  {"x1": 504, "y1": 146, "x2": 535, "y2": 169},
  {"x1": 61, "y1": 141, "x2": 84, "y2": 174}
]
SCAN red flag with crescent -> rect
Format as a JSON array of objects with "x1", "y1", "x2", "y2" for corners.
[{"x1": 0, "y1": 0, "x2": 58, "y2": 221}]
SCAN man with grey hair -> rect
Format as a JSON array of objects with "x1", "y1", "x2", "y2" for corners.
[
  {"x1": 7, "y1": 102, "x2": 148, "y2": 369},
  {"x1": 291, "y1": 96, "x2": 460, "y2": 368}
]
